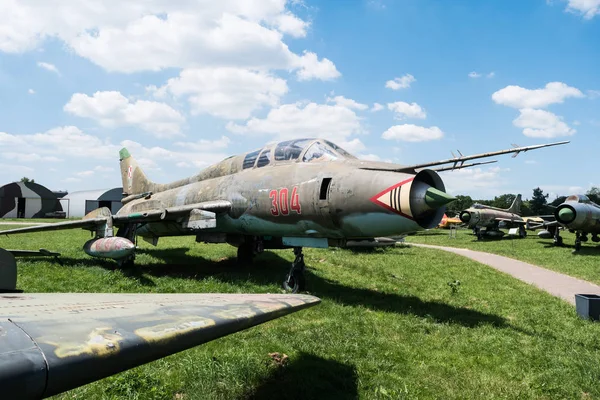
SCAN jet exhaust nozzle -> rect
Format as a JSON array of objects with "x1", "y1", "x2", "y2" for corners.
[
  {"x1": 83, "y1": 237, "x2": 136, "y2": 260},
  {"x1": 408, "y1": 169, "x2": 451, "y2": 229}
]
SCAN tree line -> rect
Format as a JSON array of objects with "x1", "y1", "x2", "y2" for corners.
[{"x1": 446, "y1": 187, "x2": 600, "y2": 217}]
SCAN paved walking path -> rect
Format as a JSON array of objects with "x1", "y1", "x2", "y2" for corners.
[{"x1": 409, "y1": 243, "x2": 600, "y2": 305}]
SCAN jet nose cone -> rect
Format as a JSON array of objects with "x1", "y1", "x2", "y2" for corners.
[
  {"x1": 424, "y1": 187, "x2": 456, "y2": 209},
  {"x1": 460, "y1": 211, "x2": 471, "y2": 223},
  {"x1": 557, "y1": 207, "x2": 575, "y2": 223}
]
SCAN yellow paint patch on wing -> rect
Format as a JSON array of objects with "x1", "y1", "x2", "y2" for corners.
[
  {"x1": 135, "y1": 317, "x2": 215, "y2": 343},
  {"x1": 252, "y1": 302, "x2": 287, "y2": 313},
  {"x1": 45, "y1": 327, "x2": 121, "y2": 358},
  {"x1": 212, "y1": 307, "x2": 256, "y2": 320},
  {"x1": 281, "y1": 298, "x2": 306, "y2": 307}
]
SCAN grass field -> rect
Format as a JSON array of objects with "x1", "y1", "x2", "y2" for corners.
[
  {"x1": 2, "y1": 224, "x2": 600, "y2": 399},
  {"x1": 407, "y1": 228, "x2": 600, "y2": 286}
]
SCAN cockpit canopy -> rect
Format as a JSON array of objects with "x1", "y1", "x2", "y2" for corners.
[
  {"x1": 566, "y1": 194, "x2": 591, "y2": 203},
  {"x1": 241, "y1": 138, "x2": 356, "y2": 170}
]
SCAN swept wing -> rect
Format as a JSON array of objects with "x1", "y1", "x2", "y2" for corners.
[
  {"x1": 361, "y1": 141, "x2": 569, "y2": 173},
  {"x1": 0, "y1": 200, "x2": 232, "y2": 236},
  {"x1": 0, "y1": 292, "x2": 320, "y2": 399}
]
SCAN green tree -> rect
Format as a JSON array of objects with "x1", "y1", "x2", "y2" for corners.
[
  {"x1": 20, "y1": 177, "x2": 35, "y2": 184},
  {"x1": 520, "y1": 200, "x2": 533, "y2": 217},
  {"x1": 445, "y1": 195, "x2": 473, "y2": 216},
  {"x1": 491, "y1": 194, "x2": 516, "y2": 209},
  {"x1": 550, "y1": 196, "x2": 567, "y2": 207},
  {"x1": 586, "y1": 186, "x2": 600, "y2": 204},
  {"x1": 530, "y1": 187, "x2": 549, "y2": 215}
]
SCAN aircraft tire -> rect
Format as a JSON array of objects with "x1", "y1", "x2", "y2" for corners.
[
  {"x1": 554, "y1": 236, "x2": 563, "y2": 246},
  {"x1": 283, "y1": 270, "x2": 305, "y2": 293}
]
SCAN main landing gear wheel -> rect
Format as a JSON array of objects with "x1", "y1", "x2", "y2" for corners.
[
  {"x1": 574, "y1": 232, "x2": 582, "y2": 253},
  {"x1": 283, "y1": 247, "x2": 306, "y2": 293},
  {"x1": 553, "y1": 235, "x2": 563, "y2": 246},
  {"x1": 519, "y1": 226, "x2": 527, "y2": 238},
  {"x1": 476, "y1": 229, "x2": 484, "y2": 241}
]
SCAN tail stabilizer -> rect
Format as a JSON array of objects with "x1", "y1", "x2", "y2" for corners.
[
  {"x1": 120, "y1": 148, "x2": 154, "y2": 196},
  {"x1": 507, "y1": 194, "x2": 522, "y2": 214}
]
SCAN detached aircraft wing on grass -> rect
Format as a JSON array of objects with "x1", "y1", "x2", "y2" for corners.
[
  {"x1": 0, "y1": 252, "x2": 320, "y2": 399},
  {"x1": 0, "y1": 138, "x2": 569, "y2": 292}
]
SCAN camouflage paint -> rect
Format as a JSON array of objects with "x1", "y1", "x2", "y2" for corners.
[
  {"x1": 0, "y1": 182, "x2": 63, "y2": 218},
  {"x1": 0, "y1": 293, "x2": 320, "y2": 398}
]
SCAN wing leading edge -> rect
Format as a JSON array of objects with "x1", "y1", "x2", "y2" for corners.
[
  {"x1": 0, "y1": 293, "x2": 320, "y2": 399},
  {"x1": 360, "y1": 141, "x2": 569, "y2": 173},
  {"x1": 0, "y1": 200, "x2": 232, "y2": 236}
]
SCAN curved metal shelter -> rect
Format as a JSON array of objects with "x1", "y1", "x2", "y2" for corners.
[
  {"x1": 64, "y1": 188, "x2": 123, "y2": 217},
  {"x1": 0, "y1": 182, "x2": 63, "y2": 218}
]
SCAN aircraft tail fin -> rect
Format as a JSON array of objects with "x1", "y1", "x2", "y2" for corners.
[
  {"x1": 120, "y1": 148, "x2": 155, "y2": 197},
  {"x1": 507, "y1": 194, "x2": 522, "y2": 214}
]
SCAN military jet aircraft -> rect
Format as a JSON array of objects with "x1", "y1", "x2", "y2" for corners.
[
  {"x1": 532, "y1": 194, "x2": 600, "y2": 251},
  {"x1": 0, "y1": 138, "x2": 568, "y2": 292},
  {"x1": 458, "y1": 194, "x2": 531, "y2": 239},
  {"x1": 0, "y1": 250, "x2": 319, "y2": 398},
  {"x1": 438, "y1": 213, "x2": 462, "y2": 229}
]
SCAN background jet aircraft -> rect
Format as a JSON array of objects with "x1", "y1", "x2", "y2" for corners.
[
  {"x1": 533, "y1": 194, "x2": 600, "y2": 251},
  {"x1": 438, "y1": 213, "x2": 462, "y2": 229},
  {"x1": 0, "y1": 138, "x2": 568, "y2": 292},
  {"x1": 459, "y1": 195, "x2": 530, "y2": 239}
]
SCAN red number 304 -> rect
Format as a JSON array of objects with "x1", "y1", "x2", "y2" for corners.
[{"x1": 270, "y1": 187, "x2": 301, "y2": 216}]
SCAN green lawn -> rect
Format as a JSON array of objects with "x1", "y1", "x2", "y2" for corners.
[
  {"x1": 2, "y1": 227, "x2": 600, "y2": 399},
  {"x1": 407, "y1": 228, "x2": 600, "y2": 286}
]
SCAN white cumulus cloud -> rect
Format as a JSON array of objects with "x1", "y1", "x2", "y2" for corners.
[
  {"x1": 512, "y1": 108, "x2": 576, "y2": 138},
  {"x1": 387, "y1": 101, "x2": 426, "y2": 119},
  {"x1": 155, "y1": 68, "x2": 288, "y2": 120},
  {"x1": 565, "y1": 0, "x2": 600, "y2": 19},
  {"x1": 370, "y1": 103, "x2": 384, "y2": 112},
  {"x1": 37, "y1": 61, "x2": 59, "y2": 75},
  {"x1": 295, "y1": 51, "x2": 341, "y2": 81},
  {"x1": 385, "y1": 74, "x2": 415, "y2": 90},
  {"x1": 492, "y1": 82, "x2": 584, "y2": 109},
  {"x1": 381, "y1": 124, "x2": 443, "y2": 142},
  {"x1": 64, "y1": 91, "x2": 185, "y2": 137},
  {"x1": 0, "y1": 1, "x2": 339, "y2": 80},
  {"x1": 226, "y1": 102, "x2": 363, "y2": 144},
  {"x1": 326, "y1": 95, "x2": 368, "y2": 110}
]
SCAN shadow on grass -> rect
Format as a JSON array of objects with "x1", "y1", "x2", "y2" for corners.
[
  {"x1": 21, "y1": 247, "x2": 509, "y2": 328},
  {"x1": 537, "y1": 241, "x2": 600, "y2": 255},
  {"x1": 140, "y1": 249, "x2": 510, "y2": 328},
  {"x1": 245, "y1": 352, "x2": 358, "y2": 400}
]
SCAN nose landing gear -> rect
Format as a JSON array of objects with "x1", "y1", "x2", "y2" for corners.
[{"x1": 283, "y1": 247, "x2": 306, "y2": 293}]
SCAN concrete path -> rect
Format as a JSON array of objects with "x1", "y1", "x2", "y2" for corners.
[
  {"x1": 409, "y1": 243, "x2": 600, "y2": 305},
  {"x1": 0, "y1": 222, "x2": 51, "y2": 226}
]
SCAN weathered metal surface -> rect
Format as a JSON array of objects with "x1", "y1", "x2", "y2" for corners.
[
  {"x1": 0, "y1": 293, "x2": 320, "y2": 399},
  {"x1": 1, "y1": 138, "x2": 569, "y2": 260},
  {"x1": 459, "y1": 194, "x2": 525, "y2": 233},
  {"x1": 83, "y1": 237, "x2": 136, "y2": 259},
  {"x1": 554, "y1": 196, "x2": 600, "y2": 234}
]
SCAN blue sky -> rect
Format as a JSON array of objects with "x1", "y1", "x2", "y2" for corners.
[{"x1": 0, "y1": 0, "x2": 598, "y2": 200}]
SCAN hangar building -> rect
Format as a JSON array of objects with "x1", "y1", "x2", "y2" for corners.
[
  {"x1": 0, "y1": 181, "x2": 64, "y2": 218},
  {"x1": 63, "y1": 188, "x2": 123, "y2": 217}
]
